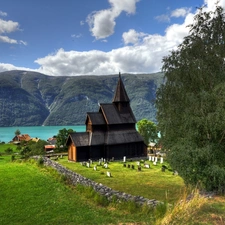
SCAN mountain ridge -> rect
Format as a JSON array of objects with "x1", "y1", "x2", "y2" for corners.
[{"x1": 0, "y1": 70, "x2": 164, "y2": 126}]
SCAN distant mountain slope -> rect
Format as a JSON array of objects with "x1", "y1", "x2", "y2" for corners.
[{"x1": 0, "y1": 70, "x2": 164, "y2": 126}]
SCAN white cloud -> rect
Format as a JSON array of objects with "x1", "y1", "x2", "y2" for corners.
[
  {"x1": 0, "y1": 63, "x2": 33, "y2": 73},
  {"x1": 204, "y1": 0, "x2": 225, "y2": 11},
  {"x1": 0, "y1": 11, "x2": 7, "y2": 17},
  {"x1": 34, "y1": 20, "x2": 190, "y2": 76},
  {"x1": 0, "y1": 18, "x2": 19, "y2": 34},
  {"x1": 86, "y1": 0, "x2": 139, "y2": 39},
  {"x1": 71, "y1": 33, "x2": 82, "y2": 39},
  {"x1": 155, "y1": 14, "x2": 170, "y2": 23},
  {"x1": 2, "y1": 0, "x2": 225, "y2": 76},
  {"x1": 171, "y1": 8, "x2": 191, "y2": 18},
  {"x1": 122, "y1": 29, "x2": 147, "y2": 45},
  {"x1": 0, "y1": 35, "x2": 18, "y2": 44},
  {"x1": 0, "y1": 17, "x2": 26, "y2": 45}
]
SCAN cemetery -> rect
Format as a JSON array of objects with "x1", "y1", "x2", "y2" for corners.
[{"x1": 33, "y1": 153, "x2": 183, "y2": 204}]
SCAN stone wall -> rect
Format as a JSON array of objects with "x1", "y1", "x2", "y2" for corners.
[{"x1": 34, "y1": 156, "x2": 161, "y2": 207}]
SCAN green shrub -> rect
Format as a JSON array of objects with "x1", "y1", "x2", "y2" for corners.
[
  {"x1": 37, "y1": 157, "x2": 44, "y2": 166},
  {"x1": 126, "y1": 200, "x2": 140, "y2": 214},
  {"x1": 93, "y1": 193, "x2": 109, "y2": 207},
  {"x1": 5, "y1": 147, "x2": 13, "y2": 154}
]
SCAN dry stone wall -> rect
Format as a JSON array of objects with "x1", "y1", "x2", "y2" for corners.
[{"x1": 34, "y1": 156, "x2": 161, "y2": 207}]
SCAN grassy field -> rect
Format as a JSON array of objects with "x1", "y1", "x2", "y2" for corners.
[
  {"x1": 59, "y1": 157, "x2": 184, "y2": 203},
  {"x1": 0, "y1": 156, "x2": 157, "y2": 225},
  {"x1": 0, "y1": 143, "x2": 18, "y2": 153},
  {"x1": 1, "y1": 153, "x2": 225, "y2": 224}
]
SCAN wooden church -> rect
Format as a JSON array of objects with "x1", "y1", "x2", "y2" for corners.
[{"x1": 66, "y1": 74, "x2": 147, "y2": 162}]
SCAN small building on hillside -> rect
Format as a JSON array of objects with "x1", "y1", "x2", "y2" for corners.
[
  {"x1": 66, "y1": 74, "x2": 147, "y2": 162},
  {"x1": 44, "y1": 145, "x2": 56, "y2": 153},
  {"x1": 12, "y1": 134, "x2": 31, "y2": 143}
]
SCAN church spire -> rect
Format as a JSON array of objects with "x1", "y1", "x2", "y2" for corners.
[{"x1": 112, "y1": 73, "x2": 130, "y2": 103}]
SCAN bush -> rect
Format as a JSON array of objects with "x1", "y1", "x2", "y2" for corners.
[
  {"x1": 5, "y1": 147, "x2": 13, "y2": 154},
  {"x1": 93, "y1": 193, "x2": 109, "y2": 207},
  {"x1": 37, "y1": 157, "x2": 44, "y2": 166}
]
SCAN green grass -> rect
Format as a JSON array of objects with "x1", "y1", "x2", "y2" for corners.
[
  {"x1": 0, "y1": 143, "x2": 18, "y2": 153},
  {"x1": 59, "y1": 158, "x2": 185, "y2": 203},
  {"x1": 1, "y1": 155, "x2": 225, "y2": 225},
  {"x1": 0, "y1": 156, "x2": 158, "y2": 225}
]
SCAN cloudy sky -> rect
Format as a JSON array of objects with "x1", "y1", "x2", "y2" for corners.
[{"x1": 0, "y1": 0, "x2": 224, "y2": 76}]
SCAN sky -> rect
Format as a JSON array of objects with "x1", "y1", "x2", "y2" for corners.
[{"x1": 0, "y1": 0, "x2": 224, "y2": 76}]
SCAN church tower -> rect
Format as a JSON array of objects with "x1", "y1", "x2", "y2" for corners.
[{"x1": 112, "y1": 73, "x2": 130, "y2": 113}]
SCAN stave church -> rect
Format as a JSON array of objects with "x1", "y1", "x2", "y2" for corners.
[{"x1": 66, "y1": 74, "x2": 147, "y2": 162}]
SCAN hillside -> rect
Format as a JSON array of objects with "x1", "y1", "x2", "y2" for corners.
[{"x1": 0, "y1": 70, "x2": 164, "y2": 126}]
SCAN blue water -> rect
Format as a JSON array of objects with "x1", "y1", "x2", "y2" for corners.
[{"x1": 0, "y1": 126, "x2": 86, "y2": 143}]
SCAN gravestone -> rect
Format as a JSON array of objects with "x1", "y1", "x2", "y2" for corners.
[
  {"x1": 128, "y1": 164, "x2": 130, "y2": 168},
  {"x1": 145, "y1": 164, "x2": 150, "y2": 169},
  {"x1": 153, "y1": 161, "x2": 157, "y2": 166},
  {"x1": 137, "y1": 161, "x2": 140, "y2": 166},
  {"x1": 107, "y1": 171, "x2": 111, "y2": 177},
  {"x1": 131, "y1": 165, "x2": 135, "y2": 169},
  {"x1": 152, "y1": 156, "x2": 155, "y2": 162},
  {"x1": 161, "y1": 166, "x2": 166, "y2": 172},
  {"x1": 104, "y1": 163, "x2": 108, "y2": 169},
  {"x1": 138, "y1": 165, "x2": 141, "y2": 171},
  {"x1": 86, "y1": 162, "x2": 90, "y2": 168},
  {"x1": 149, "y1": 156, "x2": 151, "y2": 161},
  {"x1": 123, "y1": 163, "x2": 126, "y2": 167},
  {"x1": 155, "y1": 157, "x2": 158, "y2": 162},
  {"x1": 93, "y1": 165, "x2": 97, "y2": 171},
  {"x1": 160, "y1": 157, "x2": 163, "y2": 164},
  {"x1": 123, "y1": 156, "x2": 126, "y2": 163}
]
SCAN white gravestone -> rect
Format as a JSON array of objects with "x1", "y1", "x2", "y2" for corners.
[
  {"x1": 160, "y1": 157, "x2": 163, "y2": 164},
  {"x1": 153, "y1": 161, "x2": 157, "y2": 165},
  {"x1": 155, "y1": 157, "x2": 158, "y2": 162},
  {"x1": 106, "y1": 171, "x2": 111, "y2": 177},
  {"x1": 123, "y1": 156, "x2": 126, "y2": 162},
  {"x1": 152, "y1": 156, "x2": 155, "y2": 162},
  {"x1": 149, "y1": 156, "x2": 151, "y2": 161}
]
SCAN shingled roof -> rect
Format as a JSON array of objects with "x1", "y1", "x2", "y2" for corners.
[
  {"x1": 105, "y1": 130, "x2": 143, "y2": 145},
  {"x1": 112, "y1": 73, "x2": 130, "y2": 103},
  {"x1": 86, "y1": 112, "x2": 105, "y2": 125},
  {"x1": 99, "y1": 103, "x2": 136, "y2": 124}
]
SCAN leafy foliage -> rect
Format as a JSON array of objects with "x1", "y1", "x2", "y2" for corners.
[
  {"x1": 20, "y1": 139, "x2": 47, "y2": 158},
  {"x1": 14, "y1": 129, "x2": 21, "y2": 136},
  {"x1": 55, "y1": 128, "x2": 74, "y2": 152},
  {"x1": 137, "y1": 119, "x2": 158, "y2": 145},
  {"x1": 156, "y1": 4, "x2": 225, "y2": 192}
]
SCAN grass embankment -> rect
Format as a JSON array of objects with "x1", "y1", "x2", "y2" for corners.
[
  {"x1": 0, "y1": 156, "x2": 157, "y2": 225},
  {"x1": 1, "y1": 152, "x2": 225, "y2": 224}
]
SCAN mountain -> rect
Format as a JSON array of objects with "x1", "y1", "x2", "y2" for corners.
[{"x1": 0, "y1": 70, "x2": 164, "y2": 127}]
